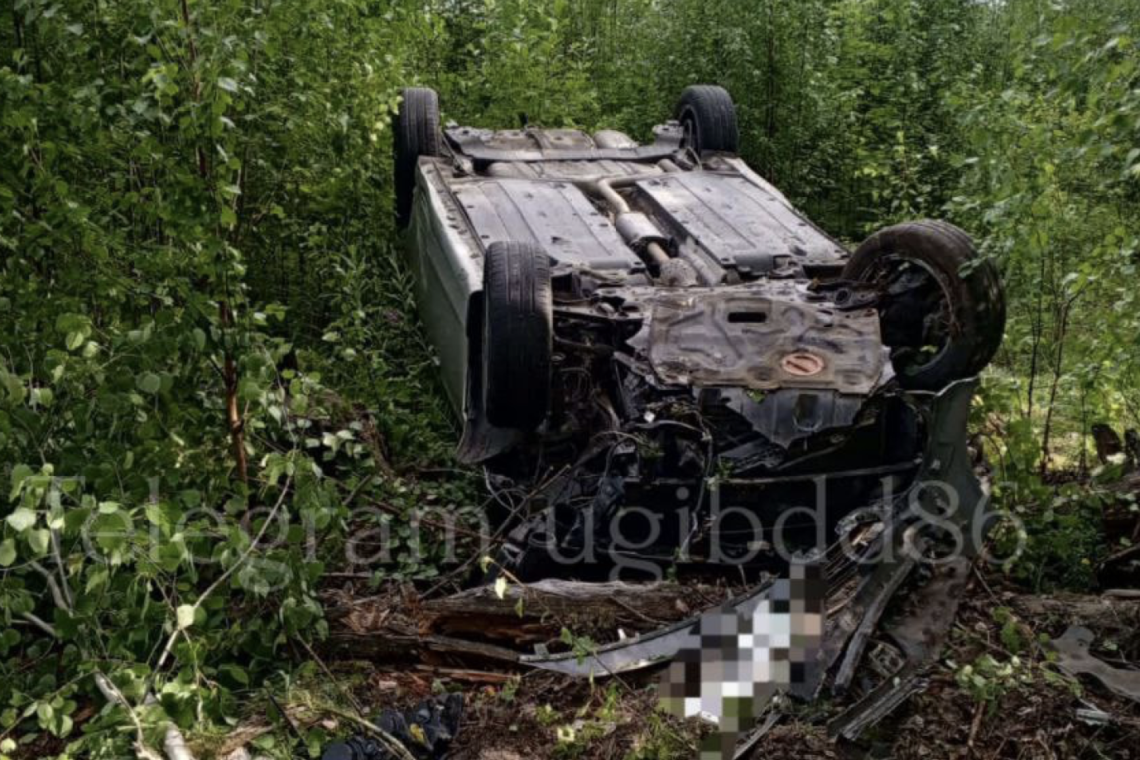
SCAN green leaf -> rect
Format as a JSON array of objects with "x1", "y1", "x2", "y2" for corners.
[
  {"x1": 138, "y1": 373, "x2": 161, "y2": 395},
  {"x1": 55, "y1": 714, "x2": 73, "y2": 738},
  {"x1": 6, "y1": 507, "x2": 37, "y2": 532},
  {"x1": 27, "y1": 529, "x2": 50, "y2": 555},
  {"x1": 0, "y1": 539, "x2": 16, "y2": 567},
  {"x1": 218, "y1": 77, "x2": 238, "y2": 93},
  {"x1": 86, "y1": 567, "x2": 109, "y2": 593},
  {"x1": 9, "y1": 465, "x2": 33, "y2": 501},
  {"x1": 220, "y1": 663, "x2": 250, "y2": 685},
  {"x1": 1, "y1": 372, "x2": 25, "y2": 405}
]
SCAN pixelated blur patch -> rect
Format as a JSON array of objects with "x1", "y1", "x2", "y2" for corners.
[{"x1": 658, "y1": 561, "x2": 826, "y2": 759}]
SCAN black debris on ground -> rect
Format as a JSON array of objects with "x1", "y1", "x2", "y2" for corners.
[{"x1": 322, "y1": 694, "x2": 464, "y2": 760}]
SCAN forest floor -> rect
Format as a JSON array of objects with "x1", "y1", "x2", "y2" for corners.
[
  {"x1": 300, "y1": 577, "x2": 1140, "y2": 760},
  {"x1": 189, "y1": 498, "x2": 1140, "y2": 760}
]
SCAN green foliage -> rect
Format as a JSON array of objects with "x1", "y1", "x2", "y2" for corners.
[
  {"x1": 560, "y1": 626, "x2": 600, "y2": 667},
  {"x1": 955, "y1": 653, "x2": 1033, "y2": 710},
  {"x1": 991, "y1": 475, "x2": 1111, "y2": 591},
  {"x1": 1, "y1": 0, "x2": 1138, "y2": 754},
  {"x1": 0, "y1": 0, "x2": 459, "y2": 753},
  {"x1": 623, "y1": 711, "x2": 692, "y2": 760}
]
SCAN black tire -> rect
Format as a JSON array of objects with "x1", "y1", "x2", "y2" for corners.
[
  {"x1": 482, "y1": 242, "x2": 553, "y2": 430},
  {"x1": 674, "y1": 85, "x2": 739, "y2": 154},
  {"x1": 844, "y1": 220, "x2": 1005, "y2": 391},
  {"x1": 394, "y1": 87, "x2": 442, "y2": 229}
]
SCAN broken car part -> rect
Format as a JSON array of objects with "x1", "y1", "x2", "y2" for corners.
[
  {"x1": 1052, "y1": 626, "x2": 1140, "y2": 705},
  {"x1": 520, "y1": 381, "x2": 988, "y2": 680}
]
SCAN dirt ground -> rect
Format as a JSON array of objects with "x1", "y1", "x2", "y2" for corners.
[{"x1": 309, "y1": 570, "x2": 1139, "y2": 760}]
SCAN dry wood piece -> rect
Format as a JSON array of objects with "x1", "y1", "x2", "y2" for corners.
[
  {"x1": 1012, "y1": 593, "x2": 1140, "y2": 631},
  {"x1": 1011, "y1": 593, "x2": 1140, "y2": 660},
  {"x1": 413, "y1": 666, "x2": 515, "y2": 684},
  {"x1": 1103, "y1": 589, "x2": 1140, "y2": 600},
  {"x1": 419, "y1": 579, "x2": 717, "y2": 643},
  {"x1": 322, "y1": 580, "x2": 723, "y2": 668}
]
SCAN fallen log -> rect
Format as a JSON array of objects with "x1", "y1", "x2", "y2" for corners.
[
  {"x1": 1011, "y1": 593, "x2": 1140, "y2": 659},
  {"x1": 322, "y1": 580, "x2": 724, "y2": 668},
  {"x1": 419, "y1": 579, "x2": 720, "y2": 643},
  {"x1": 326, "y1": 579, "x2": 721, "y2": 643},
  {"x1": 326, "y1": 630, "x2": 523, "y2": 669},
  {"x1": 1012, "y1": 593, "x2": 1138, "y2": 625}
]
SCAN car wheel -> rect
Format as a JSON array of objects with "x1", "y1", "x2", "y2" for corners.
[
  {"x1": 675, "y1": 85, "x2": 739, "y2": 154},
  {"x1": 482, "y1": 241, "x2": 553, "y2": 430},
  {"x1": 844, "y1": 220, "x2": 1006, "y2": 391},
  {"x1": 394, "y1": 87, "x2": 442, "y2": 229}
]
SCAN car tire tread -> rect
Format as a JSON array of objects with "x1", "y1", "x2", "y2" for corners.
[
  {"x1": 482, "y1": 242, "x2": 552, "y2": 430},
  {"x1": 394, "y1": 87, "x2": 442, "y2": 228},
  {"x1": 675, "y1": 85, "x2": 739, "y2": 154}
]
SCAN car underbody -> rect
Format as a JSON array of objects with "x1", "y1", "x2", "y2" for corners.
[{"x1": 401, "y1": 104, "x2": 1000, "y2": 575}]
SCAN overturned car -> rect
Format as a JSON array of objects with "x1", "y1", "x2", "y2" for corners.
[
  {"x1": 394, "y1": 85, "x2": 1005, "y2": 581},
  {"x1": 389, "y1": 86, "x2": 1011, "y2": 750}
]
